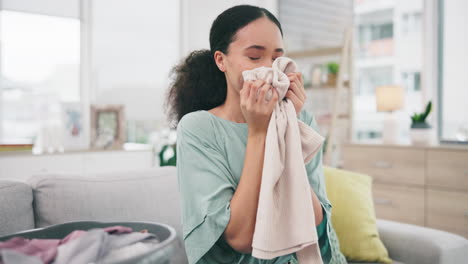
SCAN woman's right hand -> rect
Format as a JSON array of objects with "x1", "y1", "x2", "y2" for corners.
[{"x1": 240, "y1": 80, "x2": 279, "y2": 135}]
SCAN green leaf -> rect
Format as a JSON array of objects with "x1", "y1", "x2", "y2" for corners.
[
  {"x1": 411, "y1": 101, "x2": 432, "y2": 124},
  {"x1": 420, "y1": 101, "x2": 432, "y2": 121},
  {"x1": 327, "y1": 62, "x2": 339, "y2": 74}
]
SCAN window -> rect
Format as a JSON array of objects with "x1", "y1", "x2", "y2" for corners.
[
  {"x1": 353, "y1": 0, "x2": 423, "y2": 142},
  {"x1": 402, "y1": 72, "x2": 421, "y2": 92},
  {"x1": 0, "y1": 10, "x2": 80, "y2": 143},
  {"x1": 438, "y1": 0, "x2": 468, "y2": 143},
  {"x1": 371, "y1": 23, "x2": 393, "y2": 40},
  {"x1": 402, "y1": 12, "x2": 422, "y2": 35},
  {"x1": 0, "y1": 1, "x2": 181, "y2": 146}
]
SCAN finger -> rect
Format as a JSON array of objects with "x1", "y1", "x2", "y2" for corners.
[
  {"x1": 286, "y1": 89, "x2": 301, "y2": 107},
  {"x1": 285, "y1": 89, "x2": 302, "y2": 116},
  {"x1": 294, "y1": 74, "x2": 306, "y2": 99},
  {"x1": 288, "y1": 82, "x2": 305, "y2": 103},
  {"x1": 296, "y1": 72, "x2": 306, "y2": 98},
  {"x1": 242, "y1": 81, "x2": 253, "y2": 99},
  {"x1": 293, "y1": 73, "x2": 306, "y2": 98},
  {"x1": 253, "y1": 80, "x2": 267, "y2": 101},
  {"x1": 288, "y1": 73, "x2": 305, "y2": 99},
  {"x1": 257, "y1": 83, "x2": 271, "y2": 104},
  {"x1": 268, "y1": 89, "x2": 279, "y2": 108},
  {"x1": 252, "y1": 79, "x2": 265, "y2": 90},
  {"x1": 248, "y1": 80, "x2": 262, "y2": 106},
  {"x1": 240, "y1": 81, "x2": 251, "y2": 105},
  {"x1": 297, "y1": 80, "x2": 307, "y2": 101},
  {"x1": 297, "y1": 72, "x2": 304, "y2": 86}
]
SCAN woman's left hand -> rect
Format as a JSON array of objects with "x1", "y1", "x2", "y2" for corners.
[{"x1": 285, "y1": 72, "x2": 307, "y2": 117}]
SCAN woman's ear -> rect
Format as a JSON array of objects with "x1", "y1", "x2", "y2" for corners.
[{"x1": 214, "y1": 50, "x2": 226, "y2": 72}]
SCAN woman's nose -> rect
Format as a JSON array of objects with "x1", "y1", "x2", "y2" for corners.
[{"x1": 259, "y1": 59, "x2": 273, "y2": 68}]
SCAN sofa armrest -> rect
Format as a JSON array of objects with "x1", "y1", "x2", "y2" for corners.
[{"x1": 377, "y1": 219, "x2": 468, "y2": 264}]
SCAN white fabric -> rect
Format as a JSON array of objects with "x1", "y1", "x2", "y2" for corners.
[
  {"x1": 242, "y1": 57, "x2": 325, "y2": 264},
  {"x1": 0, "y1": 249, "x2": 42, "y2": 264}
]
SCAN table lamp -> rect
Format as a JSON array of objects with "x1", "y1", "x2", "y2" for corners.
[{"x1": 376, "y1": 85, "x2": 404, "y2": 144}]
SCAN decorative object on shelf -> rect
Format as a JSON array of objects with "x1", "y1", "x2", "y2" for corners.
[
  {"x1": 158, "y1": 128, "x2": 177, "y2": 167},
  {"x1": 287, "y1": 28, "x2": 354, "y2": 167},
  {"x1": 33, "y1": 104, "x2": 65, "y2": 155},
  {"x1": 90, "y1": 104, "x2": 126, "y2": 150},
  {"x1": 159, "y1": 144, "x2": 176, "y2": 166},
  {"x1": 61, "y1": 102, "x2": 88, "y2": 151},
  {"x1": 376, "y1": 85, "x2": 404, "y2": 144},
  {"x1": 410, "y1": 101, "x2": 433, "y2": 145},
  {"x1": 148, "y1": 128, "x2": 177, "y2": 167},
  {"x1": 326, "y1": 62, "x2": 339, "y2": 86},
  {"x1": 310, "y1": 64, "x2": 322, "y2": 88}
]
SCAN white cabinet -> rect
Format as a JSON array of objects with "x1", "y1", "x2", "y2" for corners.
[{"x1": 0, "y1": 150, "x2": 154, "y2": 181}]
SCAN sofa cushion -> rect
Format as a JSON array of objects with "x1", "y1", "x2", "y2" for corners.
[
  {"x1": 324, "y1": 166, "x2": 392, "y2": 264},
  {"x1": 0, "y1": 180, "x2": 34, "y2": 236},
  {"x1": 27, "y1": 166, "x2": 188, "y2": 263}
]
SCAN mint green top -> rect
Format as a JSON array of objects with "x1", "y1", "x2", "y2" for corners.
[{"x1": 176, "y1": 109, "x2": 347, "y2": 264}]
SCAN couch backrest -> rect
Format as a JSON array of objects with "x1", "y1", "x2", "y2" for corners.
[
  {"x1": 0, "y1": 180, "x2": 35, "y2": 236},
  {"x1": 27, "y1": 166, "x2": 188, "y2": 263},
  {"x1": 27, "y1": 167, "x2": 180, "y2": 230}
]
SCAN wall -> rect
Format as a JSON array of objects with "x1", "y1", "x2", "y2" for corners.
[
  {"x1": 90, "y1": 0, "x2": 180, "y2": 124},
  {"x1": 180, "y1": 0, "x2": 278, "y2": 57}
]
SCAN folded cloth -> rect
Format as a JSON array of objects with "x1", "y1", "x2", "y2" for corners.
[
  {"x1": 0, "y1": 237, "x2": 59, "y2": 264},
  {"x1": 242, "y1": 57, "x2": 325, "y2": 264},
  {"x1": 0, "y1": 225, "x2": 146, "y2": 264},
  {"x1": 0, "y1": 249, "x2": 43, "y2": 264},
  {"x1": 54, "y1": 229, "x2": 155, "y2": 264}
]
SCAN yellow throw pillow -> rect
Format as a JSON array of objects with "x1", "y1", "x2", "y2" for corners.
[{"x1": 324, "y1": 166, "x2": 392, "y2": 264}]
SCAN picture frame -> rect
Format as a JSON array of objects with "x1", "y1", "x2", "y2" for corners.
[{"x1": 90, "y1": 104, "x2": 126, "y2": 150}]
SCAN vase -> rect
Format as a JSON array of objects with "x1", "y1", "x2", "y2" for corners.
[
  {"x1": 326, "y1": 73, "x2": 337, "y2": 87},
  {"x1": 410, "y1": 122, "x2": 434, "y2": 145}
]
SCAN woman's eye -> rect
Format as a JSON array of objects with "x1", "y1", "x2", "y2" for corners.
[{"x1": 248, "y1": 57, "x2": 278, "y2": 62}]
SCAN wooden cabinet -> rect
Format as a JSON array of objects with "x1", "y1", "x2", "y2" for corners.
[
  {"x1": 342, "y1": 143, "x2": 468, "y2": 238},
  {"x1": 373, "y1": 183, "x2": 425, "y2": 226},
  {"x1": 427, "y1": 149, "x2": 468, "y2": 191},
  {"x1": 342, "y1": 145, "x2": 425, "y2": 185},
  {"x1": 427, "y1": 189, "x2": 468, "y2": 237}
]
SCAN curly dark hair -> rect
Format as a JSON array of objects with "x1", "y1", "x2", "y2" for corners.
[{"x1": 164, "y1": 5, "x2": 283, "y2": 128}]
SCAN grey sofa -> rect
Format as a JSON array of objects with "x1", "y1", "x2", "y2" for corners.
[{"x1": 0, "y1": 166, "x2": 467, "y2": 264}]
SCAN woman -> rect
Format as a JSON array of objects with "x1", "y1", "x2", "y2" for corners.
[{"x1": 165, "y1": 5, "x2": 347, "y2": 264}]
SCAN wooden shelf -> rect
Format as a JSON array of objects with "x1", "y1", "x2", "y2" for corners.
[
  {"x1": 287, "y1": 46, "x2": 343, "y2": 58},
  {"x1": 304, "y1": 81, "x2": 350, "y2": 90},
  {"x1": 292, "y1": 28, "x2": 354, "y2": 166}
]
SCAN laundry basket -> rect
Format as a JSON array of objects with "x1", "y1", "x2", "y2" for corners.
[{"x1": 0, "y1": 221, "x2": 178, "y2": 264}]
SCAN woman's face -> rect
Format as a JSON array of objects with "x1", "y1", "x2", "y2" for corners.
[{"x1": 215, "y1": 17, "x2": 284, "y2": 93}]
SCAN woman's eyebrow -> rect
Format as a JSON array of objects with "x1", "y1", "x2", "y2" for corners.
[{"x1": 245, "y1": 45, "x2": 284, "y2": 53}]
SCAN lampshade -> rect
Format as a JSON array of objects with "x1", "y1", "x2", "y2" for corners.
[{"x1": 376, "y1": 85, "x2": 404, "y2": 112}]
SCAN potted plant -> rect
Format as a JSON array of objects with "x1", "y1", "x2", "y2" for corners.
[
  {"x1": 159, "y1": 143, "x2": 176, "y2": 166},
  {"x1": 149, "y1": 128, "x2": 177, "y2": 167},
  {"x1": 326, "y1": 62, "x2": 339, "y2": 86},
  {"x1": 410, "y1": 101, "x2": 433, "y2": 145}
]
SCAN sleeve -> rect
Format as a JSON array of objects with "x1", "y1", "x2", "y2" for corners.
[{"x1": 176, "y1": 117, "x2": 235, "y2": 264}]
